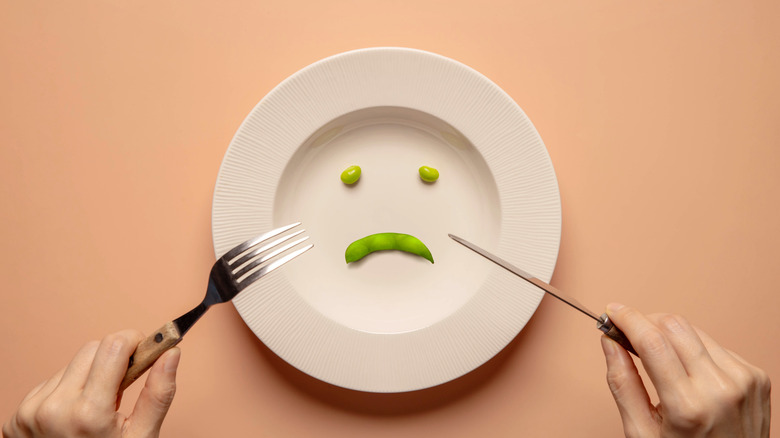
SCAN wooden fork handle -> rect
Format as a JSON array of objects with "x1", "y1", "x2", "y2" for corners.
[{"x1": 120, "y1": 321, "x2": 182, "y2": 391}]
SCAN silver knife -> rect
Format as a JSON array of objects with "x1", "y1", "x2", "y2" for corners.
[{"x1": 449, "y1": 234, "x2": 637, "y2": 356}]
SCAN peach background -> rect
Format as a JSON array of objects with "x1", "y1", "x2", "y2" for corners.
[{"x1": 2, "y1": 1, "x2": 779, "y2": 436}]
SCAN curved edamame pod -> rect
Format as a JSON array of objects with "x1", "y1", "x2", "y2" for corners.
[{"x1": 345, "y1": 232, "x2": 434, "y2": 264}]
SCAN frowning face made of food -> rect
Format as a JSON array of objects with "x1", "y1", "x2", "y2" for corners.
[{"x1": 342, "y1": 164, "x2": 439, "y2": 265}]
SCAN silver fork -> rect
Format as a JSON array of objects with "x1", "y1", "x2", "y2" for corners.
[{"x1": 120, "y1": 222, "x2": 312, "y2": 390}]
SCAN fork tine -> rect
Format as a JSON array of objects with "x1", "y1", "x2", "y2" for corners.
[
  {"x1": 231, "y1": 229, "x2": 306, "y2": 270},
  {"x1": 233, "y1": 235, "x2": 310, "y2": 280},
  {"x1": 237, "y1": 243, "x2": 313, "y2": 291},
  {"x1": 222, "y1": 222, "x2": 301, "y2": 262}
]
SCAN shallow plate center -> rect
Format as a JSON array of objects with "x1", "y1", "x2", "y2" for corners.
[{"x1": 273, "y1": 107, "x2": 501, "y2": 334}]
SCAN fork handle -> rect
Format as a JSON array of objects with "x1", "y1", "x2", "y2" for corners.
[{"x1": 120, "y1": 321, "x2": 182, "y2": 391}]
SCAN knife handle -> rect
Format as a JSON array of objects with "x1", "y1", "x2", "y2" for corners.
[
  {"x1": 120, "y1": 321, "x2": 182, "y2": 391},
  {"x1": 597, "y1": 313, "x2": 638, "y2": 357}
]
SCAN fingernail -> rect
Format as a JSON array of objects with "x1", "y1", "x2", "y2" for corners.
[
  {"x1": 600, "y1": 335, "x2": 616, "y2": 357},
  {"x1": 606, "y1": 302, "x2": 624, "y2": 317},
  {"x1": 164, "y1": 348, "x2": 181, "y2": 374}
]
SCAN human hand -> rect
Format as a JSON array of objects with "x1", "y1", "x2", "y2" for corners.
[
  {"x1": 3, "y1": 330, "x2": 180, "y2": 438},
  {"x1": 600, "y1": 303, "x2": 771, "y2": 437}
]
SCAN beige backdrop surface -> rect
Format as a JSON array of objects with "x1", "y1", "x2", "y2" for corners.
[{"x1": 1, "y1": 1, "x2": 778, "y2": 436}]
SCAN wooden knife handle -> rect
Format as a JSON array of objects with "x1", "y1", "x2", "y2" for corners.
[
  {"x1": 120, "y1": 321, "x2": 182, "y2": 391},
  {"x1": 597, "y1": 313, "x2": 639, "y2": 357}
]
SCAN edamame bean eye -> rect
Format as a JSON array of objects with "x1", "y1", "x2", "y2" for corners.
[
  {"x1": 345, "y1": 232, "x2": 434, "y2": 264},
  {"x1": 418, "y1": 166, "x2": 439, "y2": 182},
  {"x1": 340, "y1": 165, "x2": 361, "y2": 184}
]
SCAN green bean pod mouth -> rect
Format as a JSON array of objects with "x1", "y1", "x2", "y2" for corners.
[{"x1": 345, "y1": 232, "x2": 434, "y2": 264}]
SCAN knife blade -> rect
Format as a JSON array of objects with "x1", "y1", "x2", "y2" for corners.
[{"x1": 449, "y1": 234, "x2": 637, "y2": 356}]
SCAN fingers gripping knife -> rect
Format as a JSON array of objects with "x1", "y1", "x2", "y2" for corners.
[
  {"x1": 448, "y1": 234, "x2": 637, "y2": 356},
  {"x1": 120, "y1": 223, "x2": 313, "y2": 390}
]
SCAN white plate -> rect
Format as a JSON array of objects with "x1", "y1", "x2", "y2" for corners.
[{"x1": 212, "y1": 47, "x2": 561, "y2": 393}]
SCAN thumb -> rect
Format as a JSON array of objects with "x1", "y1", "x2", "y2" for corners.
[
  {"x1": 601, "y1": 336, "x2": 659, "y2": 437},
  {"x1": 125, "y1": 347, "x2": 180, "y2": 437}
]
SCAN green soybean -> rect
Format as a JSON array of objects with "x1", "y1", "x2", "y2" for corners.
[
  {"x1": 345, "y1": 232, "x2": 434, "y2": 264},
  {"x1": 418, "y1": 165, "x2": 439, "y2": 182},
  {"x1": 340, "y1": 165, "x2": 361, "y2": 184}
]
